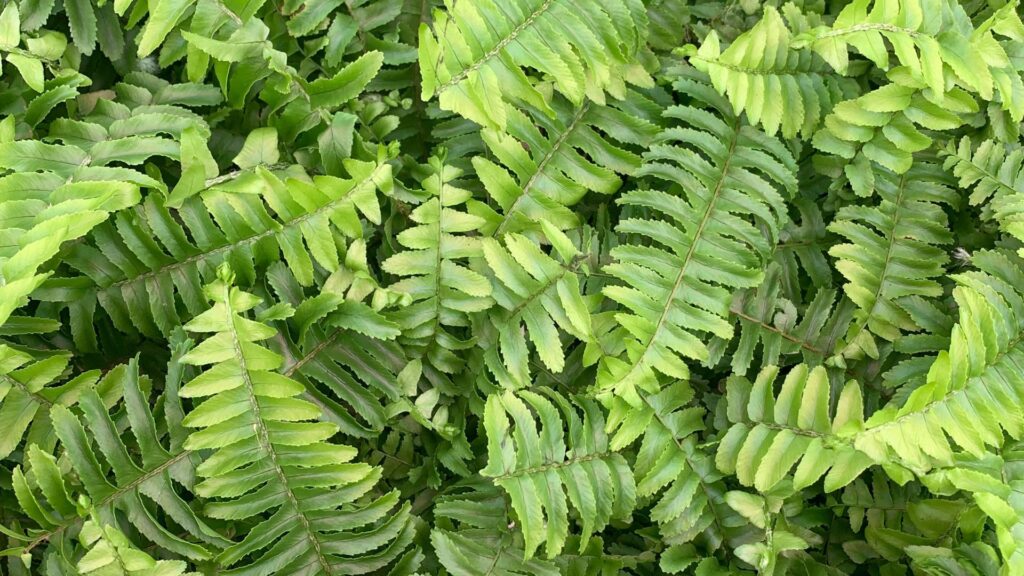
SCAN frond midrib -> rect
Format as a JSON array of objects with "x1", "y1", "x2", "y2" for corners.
[
  {"x1": 433, "y1": 0, "x2": 558, "y2": 95},
  {"x1": 222, "y1": 281, "x2": 334, "y2": 575},
  {"x1": 619, "y1": 117, "x2": 742, "y2": 384},
  {"x1": 95, "y1": 163, "x2": 387, "y2": 294}
]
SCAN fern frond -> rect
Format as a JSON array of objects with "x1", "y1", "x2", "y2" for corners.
[
  {"x1": 77, "y1": 518, "x2": 199, "y2": 576},
  {"x1": 11, "y1": 356, "x2": 225, "y2": 568},
  {"x1": 418, "y1": 0, "x2": 652, "y2": 129},
  {"x1": 469, "y1": 91, "x2": 662, "y2": 236},
  {"x1": 686, "y1": 6, "x2": 851, "y2": 138},
  {"x1": 718, "y1": 364, "x2": 872, "y2": 493},
  {"x1": 829, "y1": 160, "x2": 958, "y2": 355},
  {"x1": 430, "y1": 480, "x2": 560, "y2": 576},
  {"x1": 854, "y1": 250, "x2": 1024, "y2": 475},
  {"x1": 384, "y1": 154, "x2": 493, "y2": 373},
  {"x1": 596, "y1": 72, "x2": 796, "y2": 405},
  {"x1": 604, "y1": 382, "x2": 742, "y2": 551},
  {"x1": 38, "y1": 156, "x2": 390, "y2": 350},
  {"x1": 943, "y1": 137, "x2": 1024, "y2": 254},
  {"x1": 179, "y1": 266, "x2": 414, "y2": 575},
  {"x1": 478, "y1": 224, "x2": 593, "y2": 388},
  {"x1": 481, "y1": 388, "x2": 635, "y2": 560}
]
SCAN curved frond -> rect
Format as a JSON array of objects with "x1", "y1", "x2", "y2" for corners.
[
  {"x1": 179, "y1": 268, "x2": 414, "y2": 575},
  {"x1": 481, "y1": 388, "x2": 635, "y2": 560},
  {"x1": 418, "y1": 0, "x2": 652, "y2": 129},
  {"x1": 596, "y1": 72, "x2": 795, "y2": 404},
  {"x1": 855, "y1": 250, "x2": 1024, "y2": 474},
  {"x1": 718, "y1": 364, "x2": 872, "y2": 493}
]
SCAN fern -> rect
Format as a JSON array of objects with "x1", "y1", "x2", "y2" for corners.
[
  {"x1": 719, "y1": 364, "x2": 872, "y2": 493},
  {"x1": 478, "y1": 224, "x2": 593, "y2": 388},
  {"x1": 595, "y1": 71, "x2": 795, "y2": 404},
  {"x1": 855, "y1": 250, "x2": 1024, "y2": 475},
  {"x1": 9, "y1": 355, "x2": 225, "y2": 569},
  {"x1": 383, "y1": 153, "x2": 492, "y2": 373},
  {"x1": 178, "y1": 266, "x2": 414, "y2": 574},
  {"x1": 418, "y1": 0, "x2": 653, "y2": 130},
  {"x1": 481, "y1": 388, "x2": 635, "y2": 560},
  {"x1": 829, "y1": 160, "x2": 958, "y2": 355}
]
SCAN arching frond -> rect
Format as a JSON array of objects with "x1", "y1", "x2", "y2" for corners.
[
  {"x1": 595, "y1": 72, "x2": 795, "y2": 404},
  {"x1": 179, "y1": 267, "x2": 414, "y2": 575},
  {"x1": 718, "y1": 364, "x2": 872, "y2": 493},
  {"x1": 855, "y1": 250, "x2": 1024, "y2": 475},
  {"x1": 418, "y1": 0, "x2": 652, "y2": 130}
]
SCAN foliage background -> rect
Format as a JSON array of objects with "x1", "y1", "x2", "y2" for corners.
[{"x1": 0, "y1": 0, "x2": 1023, "y2": 574}]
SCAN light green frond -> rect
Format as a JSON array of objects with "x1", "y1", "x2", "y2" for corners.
[
  {"x1": 418, "y1": 0, "x2": 652, "y2": 129},
  {"x1": 718, "y1": 364, "x2": 872, "y2": 493},
  {"x1": 77, "y1": 518, "x2": 200, "y2": 576},
  {"x1": 829, "y1": 160, "x2": 958, "y2": 356},
  {"x1": 384, "y1": 154, "x2": 493, "y2": 373},
  {"x1": 481, "y1": 388, "x2": 635, "y2": 560},
  {"x1": 855, "y1": 250, "x2": 1024, "y2": 475},
  {"x1": 686, "y1": 6, "x2": 853, "y2": 138},
  {"x1": 179, "y1": 266, "x2": 414, "y2": 575}
]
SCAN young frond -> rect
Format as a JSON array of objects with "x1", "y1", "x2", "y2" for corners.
[
  {"x1": 179, "y1": 266, "x2": 414, "y2": 575},
  {"x1": 418, "y1": 0, "x2": 653, "y2": 129},
  {"x1": 76, "y1": 518, "x2": 199, "y2": 576},
  {"x1": 481, "y1": 388, "x2": 635, "y2": 560},
  {"x1": 596, "y1": 72, "x2": 796, "y2": 405}
]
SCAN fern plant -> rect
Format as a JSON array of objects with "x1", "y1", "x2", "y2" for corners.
[{"x1": 4, "y1": 1, "x2": 1024, "y2": 575}]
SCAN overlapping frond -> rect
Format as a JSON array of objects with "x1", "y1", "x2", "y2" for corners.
[
  {"x1": 481, "y1": 388, "x2": 635, "y2": 560},
  {"x1": 38, "y1": 154, "x2": 390, "y2": 350},
  {"x1": 384, "y1": 154, "x2": 493, "y2": 373},
  {"x1": 685, "y1": 6, "x2": 852, "y2": 138},
  {"x1": 855, "y1": 250, "x2": 1024, "y2": 475},
  {"x1": 604, "y1": 382, "x2": 741, "y2": 553},
  {"x1": 179, "y1": 267, "x2": 414, "y2": 575},
  {"x1": 829, "y1": 161, "x2": 958, "y2": 355},
  {"x1": 478, "y1": 224, "x2": 593, "y2": 388},
  {"x1": 76, "y1": 518, "x2": 199, "y2": 576},
  {"x1": 469, "y1": 92, "x2": 662, "y2": 236},
  {"x1": 595, "y1": 72, "x2": 795, "y2": 404},
  {"x1": 718, "y1": 364, "x2": 872, "y2": 493},
  {"x1": 418, "y1": 0, "x2": 653, "y2": 130},
  {"x1": 9, "y1": 356, "x2": 225, "y2": 570}
]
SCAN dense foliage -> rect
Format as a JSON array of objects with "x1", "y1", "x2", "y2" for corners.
[{"x1": 1, "y1": 0, "x2": 1024, "y2": 574}]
